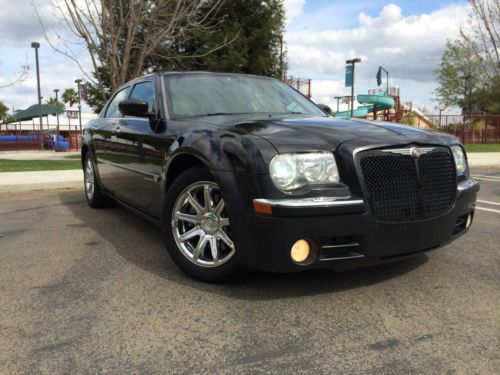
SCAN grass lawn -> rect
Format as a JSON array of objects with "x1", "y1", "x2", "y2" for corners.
[
  {"x1": 464, "y1": 144, "x2": 500, "y2": 153},
  {"x1": 0, "y1": 159, "x2": 81, "y2": 172}
]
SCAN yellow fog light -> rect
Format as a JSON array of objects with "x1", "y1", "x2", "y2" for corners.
[
  {"x1": 466, "y1": 213, "x2": 473, "y2": 229},
  {"x1": 291, "y1": 239, "x2": 311, "y2": 263}
]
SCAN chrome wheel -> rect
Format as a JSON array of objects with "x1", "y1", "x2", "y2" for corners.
[
  {"x1": 84, "y1": 157, "x2": 95, "y2": 200},
  {"x1": 172, "y1": 181, "x2": 235, "y2": 268}
]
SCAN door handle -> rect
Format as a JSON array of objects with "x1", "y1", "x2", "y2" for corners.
[{"x1": 112, "y1": 126, "x2": 121, "y2": 135}]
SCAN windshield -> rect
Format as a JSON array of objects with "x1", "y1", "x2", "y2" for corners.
[{"x1": 165, "y1": 73, "x2": 325, "y2": 118}]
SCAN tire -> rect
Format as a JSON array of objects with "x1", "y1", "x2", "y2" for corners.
[
  {"x1": 163, "y1": 167, "x2": 246, "y2": 282},
  {"x1": 83, "y1": 152, "x2": 111, "y2": 208}
]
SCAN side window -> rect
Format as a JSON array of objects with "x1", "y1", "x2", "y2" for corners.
[
  {"x1": 129, "y1": 81, "x2": 155, "y2": 113},
  {"x1": 105, "y1": 87, "x2": 129, "y2": 118}
]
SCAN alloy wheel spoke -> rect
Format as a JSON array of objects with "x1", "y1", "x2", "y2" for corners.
[
  {"x1": 179, "y1": 227, "x2": 201, "y2": 242},
  {"x1": 187, "y1": 192, "x2": 204, "y2": 215},
  {"x1": 204, "y1": 185, "x2": 212, "y2": 211},
  {"x1": 217, "y1": 230, "x2": 234, "y2": 249},
  {"x1": 209, "y1": 236, "x2": 219, "y2": 264},
  {"x1": 220, "y1": 217, "x2": 230, "y2": 227},
  {"x1": 214, "y1": 199, "x2": 225, "y2": 216},
  {"x1": 193, "y1": 235, "x2": 208, "y2": 260},
  {"x1": 175, "y1": 212, "x2": 200, "y2": 225}
]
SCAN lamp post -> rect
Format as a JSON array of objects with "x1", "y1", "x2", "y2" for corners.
[
  {"x1": 346, "y1": 58, "x2": 361, "y2": 118},
  {"x1": 334, "y1": 96, "x2": 342, "y2": 112},
  {"x1": 460, "y1": 74, "x2": 471, "y2": 144},
  {"x1": 31, "y1": 41, "x2": 43, "y2": 148},
  {"x1": 53, "y1": 89, "x2": 60, "y2": 127},
  {"x1": 75, "y1": 79, "x2": 83, "y2": 132},
  {"x1": 439, "y1": 108, "x2": 444, "y2": 128}
]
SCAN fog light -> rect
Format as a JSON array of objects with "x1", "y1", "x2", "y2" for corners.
[
  {"x1": 466, "y1": 213, "x2": 472, "y2": 229},
  {"x1": 291, "y1": 239, "x2": 310, "y2": 263}
]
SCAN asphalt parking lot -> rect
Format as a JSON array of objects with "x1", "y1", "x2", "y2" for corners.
[{"x1": 1, "y1": 168, "x2": 499, "y2": 374}]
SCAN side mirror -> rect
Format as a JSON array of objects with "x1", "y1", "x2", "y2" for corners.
[
  {"x1": 317, "y1": 104, "x2": 332, "y2": 115},
  {"x1": 118, "y1": 99, "x2": 149, "y2": 117}
]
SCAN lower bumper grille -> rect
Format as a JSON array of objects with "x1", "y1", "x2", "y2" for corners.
[{"x1": 359, "y1": 146, "x2": 456, "y2": 222}]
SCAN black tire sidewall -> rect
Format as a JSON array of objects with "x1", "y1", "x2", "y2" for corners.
[
  {"x1": 162, "y1": 167, "x2": 244, "y2": 282},
  {"x1": 84, "y1": 152, "x2": 110, "y2": 208}
]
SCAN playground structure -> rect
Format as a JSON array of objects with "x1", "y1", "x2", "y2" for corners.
[{"x1": 333, "y1": 87, "x2": 413, "y2": 123}]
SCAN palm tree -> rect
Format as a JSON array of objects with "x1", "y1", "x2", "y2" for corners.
[
  {"x1": 61, "y1": 88, "x2": 78, "y2": 107},
  {"x1": 45, "y1": 97, "x2": 65, "y2": 111}
]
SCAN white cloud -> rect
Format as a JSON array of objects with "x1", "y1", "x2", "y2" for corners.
[
  {"x1": 286, "y1": 3, "x2": 471, "y2": 108},
  {"x1": 283, "y1": 0, "x2": 307, "y2": 23}
]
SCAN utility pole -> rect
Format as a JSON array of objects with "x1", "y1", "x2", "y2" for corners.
[
  {"x1": 346, "y1": 58, "x2": 361, "y2": 118},
  {"x1": 75, "y1": 79, "x2": 83, "y2": 133},
  {"x1": 31, "y1": 42, "x2": 43, "y2": 148},
  {"x1": 460, "y1": 74, "x2": 471, "y2": 144},
  {"x1": 53, "y1": 89, "x2": 60, "y2": 128},
  {"x1": 279, "y1": 34, "x2": 284, "y2": 81}
]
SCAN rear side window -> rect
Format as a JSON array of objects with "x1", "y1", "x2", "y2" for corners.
[
  {"x1": 105, "y1": 87, "x2": 129, "y2": 118},
  {"x1": 129, "y1": 81, "x2": 155, "y2": 113}
]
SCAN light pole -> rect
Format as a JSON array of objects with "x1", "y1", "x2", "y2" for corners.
[
  {"x1": 31, "y1": 42, "x2": 43, "y2": 148},
  {"x1": 334, "y1": 96, "x2": 342, "y2": 112},
  {"x1": 53, "y1": 89, "x2": 60, "y2": 127},
  {"x1": 346, "y1": 58, "x2": 361, "y2": 118},
  {"x1": 439, "y1": 108, "x2": 444, "y2": 128},
  {"x1": 75, "y1": 79, "x2": 83, "y2": 134}
]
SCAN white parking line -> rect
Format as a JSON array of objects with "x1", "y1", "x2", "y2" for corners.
[
  {"x1": 472, "y1": 177, "x2": 500, "y2": 182},
  {"x1": 477, "y1": 200, "x2": 500, "y2": 206},
  {"x1": 472, "y1": 174, "x2": 500, "y2": 179},
  {"x1": 476, "y1": 206, "x2": 500, "y2": 214}
]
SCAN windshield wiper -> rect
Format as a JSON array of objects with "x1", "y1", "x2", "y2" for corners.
[{"x1": 205, "y1": 112, "x2": 254, "y2": 116}]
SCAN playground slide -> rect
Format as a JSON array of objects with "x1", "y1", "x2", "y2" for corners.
[{"x1": 333, "y1": 94, "x2": 395, "y2": 118}]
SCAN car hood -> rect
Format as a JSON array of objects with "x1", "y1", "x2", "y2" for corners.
[{"x1": 193, "y1": 115, "x2": 456, "y2": 153}]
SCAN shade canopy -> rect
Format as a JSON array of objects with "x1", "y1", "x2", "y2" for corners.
[{"x1": 11, "y1": 104, "x2": 65, "y2": 122}]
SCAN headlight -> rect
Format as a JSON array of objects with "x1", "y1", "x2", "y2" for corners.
[
  {"x1": 269, "y1": 153, "x2": 340, "y2": 191},
  {"x1": 451, "y1": 145, "x2": 468, "y2": 175}
]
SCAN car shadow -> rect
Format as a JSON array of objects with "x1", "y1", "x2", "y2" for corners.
[{"x1": 59, "y1": 190, "x2": 428, "y2": 301}]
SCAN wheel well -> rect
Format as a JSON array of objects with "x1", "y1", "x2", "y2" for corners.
[
  {"x1": 166, "y1": 154, "x2": 207, "y2": 191},
  {"x1": 81, "y1": 145, "x2": 89, "y2": 167}
]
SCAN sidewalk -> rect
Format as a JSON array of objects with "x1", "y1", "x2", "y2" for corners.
[
  {"x1": 467, "y1": 152, "x2": 500, "y2": 167},
  {"x1": 0, "y1": 151, "x2": 80, "y2": 161},
  {"x1": 0, "y1": 152, "x2": 498, "y2": 194},
  {"x1": 0, "y1": 170, "x2": 83, "y2": 193}
]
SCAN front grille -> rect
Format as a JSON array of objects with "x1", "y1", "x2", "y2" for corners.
[{"x1": 359, "y1": 147, "x2": 456, "y2": 222}]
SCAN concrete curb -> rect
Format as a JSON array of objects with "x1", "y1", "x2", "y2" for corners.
[{"x1": 0, "y1": 170, "x2": 83, "y2": 193}]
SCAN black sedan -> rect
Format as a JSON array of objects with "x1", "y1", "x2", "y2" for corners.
[{"x1": 81, "y1": 72, "x2": 479, "y2": 282}]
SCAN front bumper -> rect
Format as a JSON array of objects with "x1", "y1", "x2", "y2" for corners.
[{"x1": 236, "y1": 179, "x2": 479, "y2": 272}]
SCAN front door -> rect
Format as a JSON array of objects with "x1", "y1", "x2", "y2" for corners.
[{"x1": 108, "y1": 81, "x2": 165, "y2": 218}]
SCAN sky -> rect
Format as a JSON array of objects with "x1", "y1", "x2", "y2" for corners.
[{"x1": 0, "y1": 0, "x2": 471, "y2": 114}]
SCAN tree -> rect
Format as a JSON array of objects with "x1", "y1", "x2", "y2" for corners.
[
  {"x1": 45, "y1": 97, "x2": 65, "y2": 111},
  {"x1": 0, "y1": 60, "x2": 30, "y2": 89},
  {"x1": 466, "y1": 0, "x2": 500, "y2": 80},
  {"x1": 81, "y1": 0, "x2": 288, "y2": 112},
  {"x1": 178, "y1": 0, "x2": 287, "y2": 77},
  {"x1": 35, "y1": 0, "x2": 225, "y2": 104},
  {"x1": 61, "y1": 88, "x2": 78, "y2": 108},
  {"x1": 434, "y1": 39, "x2": 483, "y2": 114},
  {"x1": 0, "y1": 101, "x2": 8, "y2": 121}
]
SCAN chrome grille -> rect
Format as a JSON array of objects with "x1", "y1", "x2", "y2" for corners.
[{"x1": 359, "y1": 146, "x2": 456, "y2": 222}]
